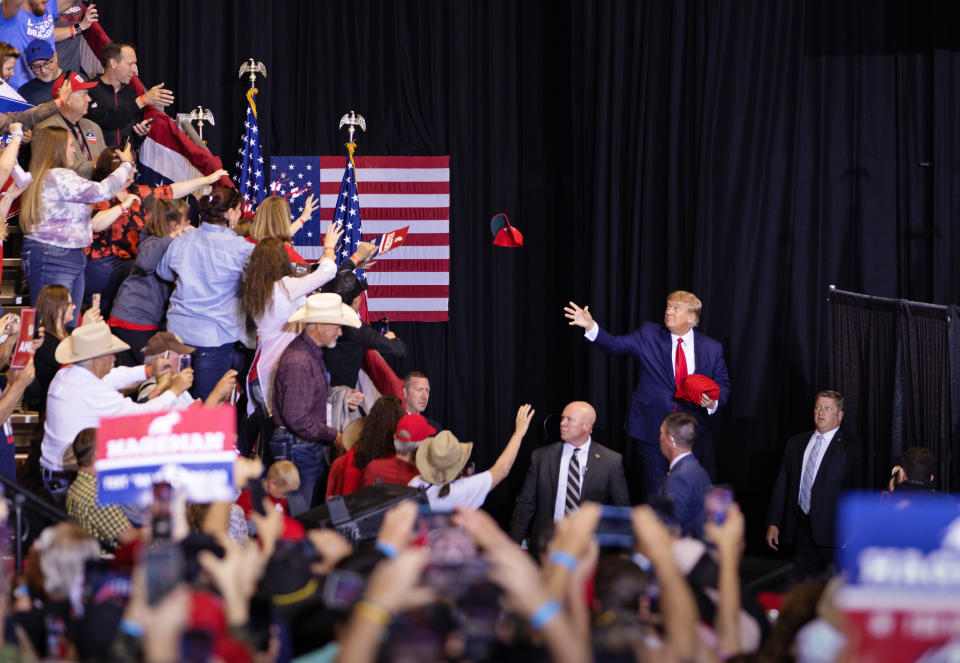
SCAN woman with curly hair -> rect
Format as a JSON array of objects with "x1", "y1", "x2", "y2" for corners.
[{"x1": 325, "y1": 395, "x2": 404, "y2": 498}]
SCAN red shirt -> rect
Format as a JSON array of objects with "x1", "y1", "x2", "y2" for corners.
[
  {"x1": 235, "y1": 488, "x2": 288, "y2": 519},
  {"x1": 326, "y1": 447, "x2": 364, "y2": 498},
  {"x1": 362, "y1": 455, "x2": 418, "y2": 488}
]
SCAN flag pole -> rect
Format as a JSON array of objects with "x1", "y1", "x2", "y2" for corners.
[
  {"x1": 187, "y1": 106, "x2": 215, "y2": 144},
  {"x1": 338, "y1": 110, "x2": 366, "y2": 163}
]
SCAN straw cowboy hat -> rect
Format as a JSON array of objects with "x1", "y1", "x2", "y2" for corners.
[
  {"x1": 416, "y1": 430, "x2": 474, "y2": 486},
  {"x1": 341, "y1": 418, "x2": 364, "y2": 451},
  {"x1": 287, "y1": 293, "x2": 362, "y2": 327},
  {"x1": 55, "y1": 323, "x2": 130, "y2": 364}
]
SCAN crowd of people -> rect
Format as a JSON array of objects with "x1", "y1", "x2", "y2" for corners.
[{"x1": 0, "y1": 2, "x2": 945, "y2": 662}]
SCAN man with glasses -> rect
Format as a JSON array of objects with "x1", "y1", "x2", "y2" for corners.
[
  {"x1": 17, "y1": 37, "x2": 60, "y2": 103},
  {"x1": 35, "y1": 70, "x2": 103, "y2": 177},
  {"x1": 0, "y1": 0, "x2": 59, "y2": 89}
]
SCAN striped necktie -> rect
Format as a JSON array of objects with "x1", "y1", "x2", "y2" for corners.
[
  {"x1": 799, "y1": 434, "x2": 824, "y2": 514},
  {"x1": 565, "y1": 451, "x2": 581, "y2": 515}
]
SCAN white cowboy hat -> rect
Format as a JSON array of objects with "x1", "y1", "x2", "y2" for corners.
[
  {"x1": 415, "y1": 430, "x2": 474, "y2": 486},
  {"x1": 55, "y1": 322, "x2": 130, "y2": 364},
  {"x1": 287, "y1": 293, "x2": 362, "y2": 327}
]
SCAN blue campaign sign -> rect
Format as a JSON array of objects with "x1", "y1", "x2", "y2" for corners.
[{"x1": 838, "y1": 491, "x2": 960, "y2": 591}]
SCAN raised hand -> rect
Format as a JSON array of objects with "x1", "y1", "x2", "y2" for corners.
[
  {"x1": 514, "y1": 403, "x2": 535, "y2": 436},
  {"x1": 143, "y1": 83, "x2": 175, "y2": 108},
  {"x1": 56, "y1": 76, "x2": 73, "y2": 104},
  {"x1": 205, "y1": 369, "x2": 238, "y2": 407},
  {"x1": 79, "y1": 3, "x2": 98, "y2": 31},
  {"x1": 563, "y1": 301, "x2": 594, "y2": 329},
  {"x1": 300, "y1": 193, "x2": 319, "y2": 221},
  {"x1": 118, "y1": 139, "x2": 135, "y2": 164},
  {"x1": 323, "y1": 220, "x2": 344, "y2": 250},
  {"x1": 203, "y1": 168, "x2": 228, "y2": 185}
]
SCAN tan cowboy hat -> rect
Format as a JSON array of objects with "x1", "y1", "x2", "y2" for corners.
[
  {"x1": 55, "y1": 322, "x2": 130, "y2": 364},
  {"x1": 342, "y1": 417, "x2": 364, "y2": 451},
  {"x1": 287, "y1": 293, "x2": 362, "y2": 327},
  {"x1": 415, "y1": 430, "x2": 473, "y2": 486}
]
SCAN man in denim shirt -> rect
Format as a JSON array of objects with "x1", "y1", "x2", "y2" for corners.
[{"x1": 272, "y1": 294, "x2": 361, "y2": 514}]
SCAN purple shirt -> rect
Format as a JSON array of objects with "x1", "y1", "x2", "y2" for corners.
[{"x1": 272, "y1": 332, "x2": 337, "y2": 442}]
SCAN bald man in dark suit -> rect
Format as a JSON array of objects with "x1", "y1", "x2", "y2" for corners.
[{"x1": 510, "y1": 401, "x2": 630, "y2": 555}]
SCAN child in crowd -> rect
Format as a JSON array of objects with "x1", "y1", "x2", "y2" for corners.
[{"x1": 235, "y1": 459, "x2": 300, "y2": 518}]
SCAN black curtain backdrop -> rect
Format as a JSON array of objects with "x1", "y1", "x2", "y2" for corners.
[
  {"x1": 829, "y1": 289, "x2": 956, "y2": 492},
  {"x1": 93, "y1": 0, "x2": 960, "y2": 549}
]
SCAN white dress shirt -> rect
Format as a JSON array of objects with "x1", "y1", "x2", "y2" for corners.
[
  {"x1": 554, "y1": 437, "x2": 592, "y2": 523},
  {"x1": 585, "y1": 322, "x2": 717, "y2": 414},
  {"x1": 41, "y1": 364, "x2": 194, "y2": 470},
  {"x1": 797, "y1": 426, "x2": 839, "y2": 504},
  {"x1": 669, "y1": 451, "x2": 693, "y2": 472}
]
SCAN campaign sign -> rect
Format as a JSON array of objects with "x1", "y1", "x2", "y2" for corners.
[
  {"x1": 10, "y1": 308, "x2": 34, "y2": 370},
  {"x1": 95, "y1": 405, "x2": 237, "y2": 506},
  {"x1": 835, "y1": 492, "x2": 960, "y2": 663},
  {"x1": 370, "y1": 226, "x2": 409, "y2": 258}
]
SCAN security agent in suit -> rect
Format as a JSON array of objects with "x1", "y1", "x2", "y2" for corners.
[
  {"x1": 655, "y1": 412, "x2": 712, "y2": 538},
  {"x1": 565, "y1": 292, "x2": 731, "y2": 500},
  {"x1": 510, "y1": 401, "x2": 630, "y2": 555},
  {"x1": 765, "y1": 390, "x2": 861, "y2": 578}
]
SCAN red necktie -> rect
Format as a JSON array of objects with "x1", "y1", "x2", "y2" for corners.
[{"x1": 675, "y1": 337, "x2": 688, "y2": 392}]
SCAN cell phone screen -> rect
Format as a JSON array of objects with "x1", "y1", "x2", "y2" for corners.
[
  {"x1": 144, "y1": 542, "x2": 183, "y2": 605},
  {"x1": 178, "y1": 354, "x2": 191, "y2": 372},
  {"x1": 595, "y1": 505, "x2": 635, "y2": 548},
  {"x1": 151, "y1": 481, "x2": 172, "y2": 540}
]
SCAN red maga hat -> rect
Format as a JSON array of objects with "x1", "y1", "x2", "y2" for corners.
[
  {"x1": 490, "y1": 212, "x2": 523, "y2": 247},
  {"x1": 676, "y1": 374, "x2": 721, "y2": 404},
  {"x1": 52, "y1": 70, "x2": 98, "y2": 97},
  {"x1": 395, "y1": 413, "x2": 435, "y2": 443}
]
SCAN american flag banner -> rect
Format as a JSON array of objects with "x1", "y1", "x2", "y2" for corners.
[
  {"x1": 270, "y1": 155, "x2": 450, "y2": 322},
  {"x1": 234, "y1": 91, "x2": 266, "y2": 213}
]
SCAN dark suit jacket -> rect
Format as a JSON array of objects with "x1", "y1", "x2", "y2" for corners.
[
  {"x1": 766, "y1": 429, "x2": 861, "y2": 547},
  {"x1": 593, "y1": 322, "x2": 731, "y2": 444},
  {"x1": 510, "y1": 440, "x2": 630, "y2": 547},
  {"x1": 656, "y1": 454, "x2": 711, "y2": 538}
]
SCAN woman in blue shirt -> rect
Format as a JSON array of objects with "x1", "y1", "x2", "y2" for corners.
[{"x1": 156, "y1": 186, "x2": 253, "y2": 400}]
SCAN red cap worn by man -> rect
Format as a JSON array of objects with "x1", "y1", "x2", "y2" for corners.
[{"x1": 360, "y1": 413, "x2": 436, "y2": 488}]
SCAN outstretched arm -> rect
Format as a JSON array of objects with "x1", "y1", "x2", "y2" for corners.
[{"x1": 488, "y1": 404, "x2": 535, "y2": 487}]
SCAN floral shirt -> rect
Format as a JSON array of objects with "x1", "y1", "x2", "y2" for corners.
[
  {"x1": 87, "y1": 184, "x2": 172, "y2": 259},
  {"x1": 27, "y1": 163, "x2": 132, "y2": 249}
]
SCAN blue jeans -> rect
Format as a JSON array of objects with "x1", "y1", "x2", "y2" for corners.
[
  {"x1": 84, "y1": 255, "x2": 133, "y2": 319},
  {"x1": 21, "y1": 237, "x2": 85, "y2": 327},
  {"x1": 269, "y1": 429, "x2": 328, "y2": 515},
  {"x1": 190, "y1": 343, "x2": 245, "y2": 401}
]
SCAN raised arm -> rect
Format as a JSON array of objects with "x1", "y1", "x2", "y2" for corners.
[
  {"x1": 168, "y1": 168, "x2": 227, "y2": 199},
  {"x1": 488, "y1": 404, "x2": 535, "y2": 487},
  {"x1": 52, "y1": 160, "x2": 133, "y2": 204},
  {"x1": 1, "y1": 0, "x2": 24, "y2": 20}
]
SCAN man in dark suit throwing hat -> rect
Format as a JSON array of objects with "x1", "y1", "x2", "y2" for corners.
[{"x1": 565, "y1": 291, "x2": 731, "y2": 501}]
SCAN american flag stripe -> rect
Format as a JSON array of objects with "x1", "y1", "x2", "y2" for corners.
[
  {"x1": 367, "y1": 272, "x2": 449, "y2": 285},
  {"x1": 276, "y1": 155, "x2": 450, "y2": 322},
  {"x1": 316, "y1": 181, "x2": 450, "y2": 194},
  {"x1": 318, "y1": 207, "x2": 449, "y2": 220}
]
